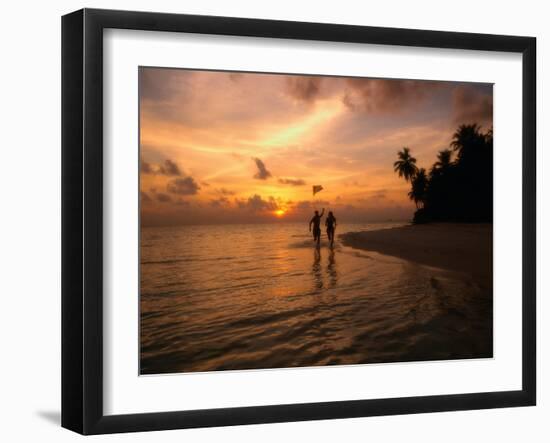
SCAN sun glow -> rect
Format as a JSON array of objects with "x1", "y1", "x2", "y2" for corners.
[{"x1": 274, "y1": 209, "x2": 286, "y2": 217}]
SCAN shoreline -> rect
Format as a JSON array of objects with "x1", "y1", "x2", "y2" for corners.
[{"x1": 340, "y1": 223, "x2": 492, "y2": 286}]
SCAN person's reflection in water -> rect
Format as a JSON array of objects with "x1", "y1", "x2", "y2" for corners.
[
  {"x1": 327, "y1": 248, "x2": 338, "y2": 288},
  {"x1": 312, "y1": 245, "x2": 323, "y2": 290},
  {"x1": 325, "y1": 211, "x2": 337, "y2": 247}
]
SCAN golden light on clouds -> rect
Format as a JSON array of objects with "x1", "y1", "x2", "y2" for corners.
[
  {"x1": 260, "y1": 99, "x2": 344, "y2": 148},
  {"x1": 139, "y1": 68, "x2": 493, "y2": 226}
]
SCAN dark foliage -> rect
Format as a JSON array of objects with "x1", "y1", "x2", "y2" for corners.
[
  {"x1": 396, "y1": 124, "x2": 493, "y2": 223},
  {"x1": 408, "y1": 168, "x2": 428, "y2": 209}
]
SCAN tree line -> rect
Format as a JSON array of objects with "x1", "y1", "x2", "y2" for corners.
[{"x1": 394, "y1": 123, "x2": 493, "y2": 223}]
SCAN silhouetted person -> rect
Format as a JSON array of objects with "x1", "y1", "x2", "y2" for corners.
[
  {"x1": 325, "y1": 211, "x2": 337, "y2": 246},
  {"x1": 309, "y1": 208, "x2": 324, "y2": 246}
]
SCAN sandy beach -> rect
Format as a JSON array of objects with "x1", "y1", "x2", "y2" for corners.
[{"x1": 340, "y1": 223, "x2": 492, "y2": 287}]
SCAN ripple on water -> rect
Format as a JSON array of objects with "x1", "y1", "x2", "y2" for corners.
[{"x1": 140, "y1": 223, "x2": 492, "y2": 374}]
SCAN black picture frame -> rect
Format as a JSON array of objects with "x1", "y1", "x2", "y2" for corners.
[{"x1": 62, "y1": 8, "x2": 536, "y2": 435}]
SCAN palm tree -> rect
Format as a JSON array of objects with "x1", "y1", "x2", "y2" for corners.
[
  {"x1": 434, "y1": 149, "x2": 453, "y2": 169},
  {"x1": 393, "y1": 147, "x2": 418, "y2": 182},
  {"x1": 450, "y1": 123, "x2": 486, "y2": 160},
  {"x1": 430, "y1": 149, "x2": 453, "y2": 176},
  {"x1": 408, "y1": 168, "x2": 428, "y2": 208}
]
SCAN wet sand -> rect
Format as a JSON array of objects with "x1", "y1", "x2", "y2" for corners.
[{"x1": 340, "y1": 223, "x2": 492, "y2": 288}]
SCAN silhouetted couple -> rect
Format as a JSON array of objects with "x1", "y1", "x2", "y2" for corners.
[{"x1": 309, "y1": 208, "x2": 337, "y2": 247}]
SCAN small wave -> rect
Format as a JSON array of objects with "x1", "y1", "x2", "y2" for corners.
[
  {"x1": 142, "y1": 256, "x2": 237, "y2": 265},
  {"x1": 140, "y1": 223, "x2": 492, "y2": 373},
  {"x1": 288, "y1": 240, "x2": 338, "y2": 249}
]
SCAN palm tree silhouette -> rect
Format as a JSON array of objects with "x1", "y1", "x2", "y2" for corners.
[
  {"x1": 435, "y1": 149, "x2": 453, "y2": 169},
  {"x1": 393, "y1": 124, "x2": 492, "y2": 223},
  {"x1": 408, "y1": 168, "x2": 428, "y2": 208},
  {"x1": 451, "y1": 123, "x2": 486, "y2": 161},
  {"x1": 430, "y1": 149, "x2": 453, "y2": 176},
  {"x1": 393, "y1": 147, "x2": 418, "y2": 182}
]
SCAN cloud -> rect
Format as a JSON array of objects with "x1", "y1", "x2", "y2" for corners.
[
  {"x1": 252, "y1": 157, "x2": 272, "y2": 180},
  {"x1": 139, "y1": 69, "x2": 492, "y2": 226},
  {"x1": 140, "y1": 158, "x2": 182, "y2": 176},
  {"x1": 216, "y1": 187, "x2": 236, "y2": 196},
  {"x1": 158, "y1": 159, "x2": 182, "y2": 176},
  {"x1": 278, "y1": 178, "x2": 306, "y2": 186},
  {"x1": 141, "y1": 159, "x2": 153, "y2": 174},
  {"x1": 294, "y1": 200, "x2": 330, "y2": 210},
  {"x1": 286, "y1": 77, "x2": 322, "y2": 102},
  {"x1": 140, "y1": 191, "x2": 152, "y2": 203},
  {"x1": 358, "y1": 189, "x2": 388, "y2": 204},
  {"x1": 236, "y1": 194, "x2": 278, "y2": 212},
  {"x1": 371, "y1": 189, "x2": 388, "y2": 199},
  {"x1": 343, "y1": 78, "x2": 441, "y2": 114},
  {"x1": 452, "y1": 85, "x2": 493, "y2": 126},
  {"x1": 167, "y1": 177, "x2": 201, "y2": 195},
  {"x1": 210, "y1": 196, "x2": 230, "y2": 207},
  {"x1": 156, "y1": 192, "x2": 172, "y2": 203},
  {"x1": 140, "y1": 67, "x2": 191, "y2": 102},
  {"x1": 295, "y1": 200, "x2": 313, "y2": 210}
]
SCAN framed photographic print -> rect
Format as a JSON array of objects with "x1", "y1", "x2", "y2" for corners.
[{"x1": 62, "y1": 8, "x2": 536, "y2": 434}]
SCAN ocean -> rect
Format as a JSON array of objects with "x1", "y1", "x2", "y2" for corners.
[{"x1": 140, "y1": 222, "x2": 492, "y2": 374}]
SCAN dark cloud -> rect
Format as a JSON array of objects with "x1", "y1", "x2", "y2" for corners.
[
  {"x1": 141, "y1": 159, "x2": 153, "y2": 174},
  {"x1": 452, "y1": 85, "x2": 493, "y2": 126},
  {"x1": 278, "y1": 178, "x2": 306, "y2": 186},
  {"x1": 343, "y1": 78, "x2": 442, "y2": 114},
  {"x1": 236, "y1": 194, "x2": 278, "y2": 212},
  {"x1": 140, "y1": 191, "x2": 152, "y2": 203},
  {"x1": 156, "y1": 192, "x2": 172, "y2": 203},
  {"x1": 140, "y1": 69, "x2": 199, "y2": 125},
  {"x1": 210, "y1": 196, "x2": 230, "y2": 207},
  {"x1": 252, "y1": 157, "x2": 272, "y2": 180},
  {"x1": 286, "y1": 77, "x2": 323, "y2": 102},
  {"x1": 158, "y1": 159, "x2": 182, "y2": 176},
  {"x1": 140, "y1": 68, "x2": 191, "y2": 102},
  {"x1": 140, "y1": 158, "x2": 182, "y2": 176},
  {"x1": 167, "y1": 177, "x2": 201, "y2": 195}
]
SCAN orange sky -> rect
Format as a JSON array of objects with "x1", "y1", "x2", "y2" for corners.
[{"x1": 140, "y1": 68, "x2": 492, "y2": 226}]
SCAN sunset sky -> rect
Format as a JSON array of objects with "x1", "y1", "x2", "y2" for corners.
[{"x1": 139, "y1": 67, "x2": 492, "y2": 226}]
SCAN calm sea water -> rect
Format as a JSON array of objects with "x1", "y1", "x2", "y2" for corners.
[{"x1": 140, "y1": 222, "x2": 492, "y2": 374}]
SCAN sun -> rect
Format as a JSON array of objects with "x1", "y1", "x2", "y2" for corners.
[{"x1": 274, "y1": 209, "x2": 286, "y2": 217}]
